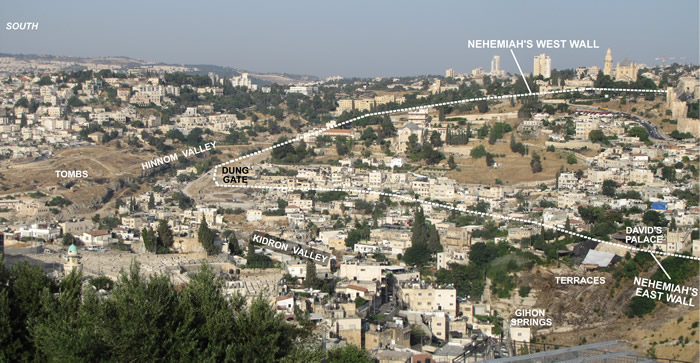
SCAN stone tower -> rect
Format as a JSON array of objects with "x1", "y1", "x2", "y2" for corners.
[{"x1": 603, "y1": 48, "x2": 613, "y2": 76}]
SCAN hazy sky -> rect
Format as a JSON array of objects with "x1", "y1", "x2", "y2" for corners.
[{"x1": 1, "y1": 0, "x2": 698, "y2": 78}]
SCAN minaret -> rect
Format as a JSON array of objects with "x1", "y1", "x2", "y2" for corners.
[
  {"x1": 603, "y1": 48, "x2": 613, "y2": 76},
  {"x1": 64, "y1": 244, "x2": 82, "y2": 274}
]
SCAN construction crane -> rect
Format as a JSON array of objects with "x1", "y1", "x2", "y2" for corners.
[{"x1": 655, "y1": 56, "x2": 687, "y2": 67}]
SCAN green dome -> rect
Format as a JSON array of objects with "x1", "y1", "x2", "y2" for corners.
[{"x1": 68, "y1": 244, "x2": 78, "y2": 253}]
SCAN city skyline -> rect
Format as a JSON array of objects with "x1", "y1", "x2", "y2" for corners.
[{"x1": 1, "y1": 0, "x2": 698, "y2": 78}]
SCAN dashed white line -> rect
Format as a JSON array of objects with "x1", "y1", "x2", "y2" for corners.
[{"x1": 214, "y1": 183, "x2": 699, "y2": 262}]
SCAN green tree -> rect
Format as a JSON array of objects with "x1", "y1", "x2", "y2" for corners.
[
  {"x1": 225, "y1": 230, "x2": 242, "y2": 255},
  {"x1": 0, "y1": 261, "x2": 56, "y2": 361},
  {"x1": 67, "y1": 96, "x2": 85, "y2": 108},
  {"x1": 62, "y1": 233, "x2": 74, "y2": 246},
  {"x1": 602, "y1": 179, "x2": 617, "y2": 197},
  {"x1": 327, "y1": 344, "x2": 373, "y2": 363},
  {"x1": 198, "y1": 216, "x2": 216, "y2": 255},
  {"x1": 448, "y1": 155, "x2": 456, "y2": 169},
  {"x1": 426, "y1": 224, "x2": 442, "y2": 253},
  {"x1": 566, "y1": 154, "x2": 577, "y2": 164},
  {"x1": 335, "y1": 136, "x2": 349, "y2": 156},
  {"x1": 303, "y1": 260, "x2": 318, "y2": 288},
  {"x1": 470, "y1": 145, "x2": 487, "y2": 159},
  {"x1": 661, "y1": 165, "x2": 676, "y2": 182},
  {"x1": 430, "y1": 130, "x2": 443, "y2": 147},
  {"x1": 148, "y1": 193, "x2": 155, "y2": 210},
  {"x1": 627, "y1": 126, "x2": 649, "y2": 142},
  {"x1": 469, "y1": 242, "x2": 499, "y2": 267},
  {"x1": 530, "y1": 152, "x2": 543, "y2": 173},
  {"x1": 171, "y1": 264, "x2": 235, "y2": 361},
  {"x1": 477, "y1": 100, "x2": 489, "y2": 113},
  {"x1": 156, "y1": 220, "x2": 174, "y2": 249},
  {"x1": 519, "y1": 285, "x2": 531, "y2": 297},
  {"x1": 360, "y1": 127, "x2": 377, "y2": 147},
  {"x1": 141, "y1": 226, "x2": 157, "y2": 253},
  {"x1": 380, "y1": 116, "x2": 396, "y2": 137},
  {"x1": 406, "y1": 134, "x2": 420, "y2": 156},
  {"x1": 488, "y1": 128, "x2": 497, "y2": 145},
  {"x1": 642, "y1": 210, "x2": 668, "y2": 227},
  {"x1": 229, "y1": 294, "x2": 305, "y2": 362},
  {"x1": 589, "y1": 130, "x2": 608, "y2": 145}
]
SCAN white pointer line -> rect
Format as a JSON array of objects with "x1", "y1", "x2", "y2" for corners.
[
  {"x1": 510, "y1": 48, "x2": 532, "y2": 94},
  {"x1": 651, "y1": 252, "x2": 672, "y2": 280}
]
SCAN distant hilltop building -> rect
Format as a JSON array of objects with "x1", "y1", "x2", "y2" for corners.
[
  {"x1": 230, "y1": 73, "x2": 257, "y2": 91},
  {"x1": 287, "y1": 85, "x2": 317, "y2": 96},
  {"x1": 445, "y1": 68, "x2": 455, "y2": 78},
  {"x1": 325, "y1": 75, "x2": 343, "y2": 82},
  {"x1": 533, "y1": 53, "x2": 551, "y2": 79},
  {"x1": 615, "y1": 58, "x2": 639, "y2": 82},
  {"x1": 490, "y1": 55, "x2": 504, "y2": 77},
  {"x1": 603, "y1": 48, "x2": 613, "y2": 76}
]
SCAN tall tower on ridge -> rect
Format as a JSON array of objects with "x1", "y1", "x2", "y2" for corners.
[
  {"x1": 604, "y1": 48, "x2": 613, "y2": 76},
  {"x1": 533, "y1": 53, "x2": 551, "y2": 79},
  {"x1": 491, "y1": 55, "x2": 500, "y2": 75}
]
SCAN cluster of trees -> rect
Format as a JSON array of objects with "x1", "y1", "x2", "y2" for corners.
[
  {"x1": 284, "y1": 90, "x2": 337, "y2": 124},
  {"x1": 669, "y1": 130, "x2": 695, "y2": 140},
  {"x1": 263, "y1": 198, "x2": 288, "y2": 216},
  {"x1": 672, "y1": 188, "x2": 699, "y2": 207},
  {"x1": 403, "y1": 208, "x2": 442, "y2": 266},
  {"x1": 627, "y1": 126, "x2": 650, "y2": 143},
  {"x1": 487, "y1": 122, "x2": 513, "y2": 145},
  {"x1": 576, "y1": 204, "x2": 624, "y2": 239},
  {"x1": 198, "y1": 217, "x2": 217, "y2": 255},
  {"x1": 601, "y1": 180, "x2": 643, "y2": 200},
  {"x1": 173, "y1": 191, "x2": 194, "y2": 210},
  {"x1": 436, "y1": 240, "x2": 517, "y2": 299},
  {"x1": 429, "y1": 131, "x2": 443, "y2": 148},
  {"x1": 468, "y1": 144, "x2": 499, "y2": 167},
  {"x1": 650, "y1": 161, "x2": 679, "y2": 182},
  {"x1": 271, "y1": 137, "x2": 312, "y2": 164},
  {"x1": 470, "y1": 145, "x2": 487, "y2": 159},
  {"x1": 642, "y1": 210, "x2": 668, "y2": 227},
  {"x1": 222, "y1": 129, "x2": 248, "y2": 145},
  {"x1": 445, "y1": 125, "x2": 470, "y2": 145},
  {"x1": 46, "y1": 196, "x2": 72, "y2": 208},
  {"x1": 509, "y1": 134, "x2": 528, "y2": 156},
  {"x1": 78, "y1": 123, "x2": 106, "y2": 141},
  {"x1": 345, "y1": 220, "x2": 371, "y2": 248},
  {"x1": 518, "y1": 96, "x2": 543, "y2": 119},
  {"x1": 406, "y1": 134, "x2": 444, "y2": 165},
  {"x1": 589, "y1": 130, "x2": 610, "y2": 145},
  {"x1": 246, "y1": 239, "x2": 274, "y2": 268},
  {"x1": 352, "y1": 116, "x2": 397, "y2": 150},
  {"x1": 0, "y1": 260, "x2": 371, "y2": 362},
  {"x1": 317, "y1": 191, "x2": 347, "y2": 202},
  {"x1": 335, "y1": 136, "x2": 352, "y2": 156},
  {"x1": 435, "y1": 262, "x2": 484, "y2": 300},
  {"x1": 141, "y1": 220, "x2": 175, "y2": 254}
]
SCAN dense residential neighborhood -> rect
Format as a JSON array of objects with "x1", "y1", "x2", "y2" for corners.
[{"x1": 0, "y1": 34, "x2": 698, "y2": 362}]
